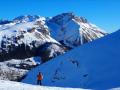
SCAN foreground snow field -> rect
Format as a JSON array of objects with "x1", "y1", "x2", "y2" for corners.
[
  {"x1": 0, "y1": 80, "x2": 119, "y2": 90},
  {"x1": 0, "y1": 80, "x2": 89, "y2": 90}
]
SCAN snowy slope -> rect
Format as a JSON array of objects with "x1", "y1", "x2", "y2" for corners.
[
  {"x1": 47, "y1": 13, "x2": 106, "y2": 47},
  {"x1": 23, "y1": 30, "x2": 120, "y2": 89},
  {"x1": 0, "y1": 80, "x2": 88, "y2": 90}
]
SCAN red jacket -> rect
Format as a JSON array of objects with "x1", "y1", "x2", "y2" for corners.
[{"x1": 37, "y1": 73, "x2": 43, "y2": 80}]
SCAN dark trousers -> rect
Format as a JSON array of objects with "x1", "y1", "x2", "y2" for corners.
[{"x1": 37, "y1": 80, "x2": 42, "y2": 85}]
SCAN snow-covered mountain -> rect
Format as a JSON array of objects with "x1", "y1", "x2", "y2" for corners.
[
  {"x1": 0, "y1": 13, "x2": 106, "y2": 61},
  {"x1": 0, "y1": 13, "x2": 106, "y2": 82},
  {"x1": 47, "y1": 13, "x2": 107, "y2": 47},
  {"x1": 23, "y1": 29, "x2": 120, "y2": 89}
]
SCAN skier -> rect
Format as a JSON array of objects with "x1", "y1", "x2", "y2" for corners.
[{"x1": 37, "y1": 72, "x2": 43, "y2": 85}]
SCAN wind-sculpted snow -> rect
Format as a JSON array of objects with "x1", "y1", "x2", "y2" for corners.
[{"x1": 23, "y1": 30, "x2": 120, "y2": 89}]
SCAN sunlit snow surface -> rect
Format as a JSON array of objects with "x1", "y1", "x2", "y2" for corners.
[
  {"x1": 0, "y1": 80, "x2": 89, "y2": 90},
  {"x1": 0, "y1": 80, "x2": 119, "y2": 90}
]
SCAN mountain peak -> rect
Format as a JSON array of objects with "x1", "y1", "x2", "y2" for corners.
[
  {"x1": 47, "y1": 12, "x2": 106, "y2": 47},
  {"x1": 49, "y1": 12, "x2": 88, "y2": 25},
  {"x1": 61, "y1": 12, "x2": 88, "y2": 23}
]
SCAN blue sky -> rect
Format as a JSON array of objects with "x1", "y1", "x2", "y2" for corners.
[{"x1": 0, "y1": 0, "x2": 120, "y2": 32}]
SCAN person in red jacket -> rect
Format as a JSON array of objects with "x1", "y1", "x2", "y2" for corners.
[{"x1": 37, "y1": 72, "x2": 43, "y2": 85}]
